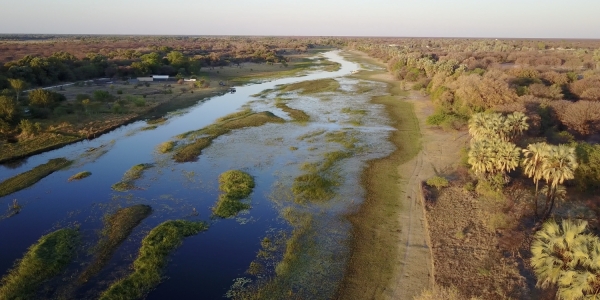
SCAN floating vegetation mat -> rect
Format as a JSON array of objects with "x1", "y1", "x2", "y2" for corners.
[{"x1": 68, "y1": 171, "x2": 92, "y2": 181}]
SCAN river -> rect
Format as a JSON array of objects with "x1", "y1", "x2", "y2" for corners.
[{"x1": 0, "y1": 51, "x2": 396, "y2": 299}]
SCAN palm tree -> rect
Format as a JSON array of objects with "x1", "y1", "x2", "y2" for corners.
[
  {"x1": 468, "y1": 113, "x2": 488, "y2": 140},
  {"x1": 504, "y1": 111, "x2": 529, "y2": 141},
  {"x1": 522, "y1": 142, "x2": 551, "y2": 217},
  {"x1": 542, "y1": 145, "x2": 578, "y2": 219},
  {"x1": 531, "y1": 219, "x2": 600, "y2": 299},
  {"x1": 494, "y1": 140, "x2": 521, "y2": 174},
  {"x1": 531, "y1": 219, "x2": 589, "y2": 288},
  {"x1": 468, "y1": 140, "x2": 492, "y2": 175}
]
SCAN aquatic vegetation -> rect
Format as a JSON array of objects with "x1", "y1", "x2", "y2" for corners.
[
  {"x1": 156, "y1": 141, "x2": 176, "y2": 154},
  {"x1": 275, "y1": 103, "x2": 310, "y2": 122},
  {"x1": 0, "y1": 228, "x2": 79, "y2": 299},
  {"x1": 78, "y1": 204, "x2": 152, "y2": 283},
  {"x1": 213, "y1": 170, "x2": 255, "y2": 218},
  {"x1": 341, "y1": 107, "x2": 368, "y2": 115},
  {"x1": 146, "y1": 117, "x2": 167, "y2": 125},
  {"x1": 292, "y1": 150, "x2": 351, "y2": 204},
  {"x1": 325, "y1": 130, "x2": 358, "y2": 149},
  {"x1": 174, "y1": 111, "x2": 284, "y2": 163},
  {"x1": 297, "y1": 129, "x2": 326, "y2": 141},
  {"x1": 68, "y1": 171, "x2": 92, "y2": 181},
  {"x1": 0, "y1": 158, "x2": 72, "y2": 197},
  {"x1": 217, "y1": 108, "x2": 253, "y2": 122},
  {"x1": 280, "y1": 78, "x2": 340, "y2": 95},
  {"x1": 99, "y1": 220, "x2": 208, "y2": 300},
  {"x1": 111, "y1": 163, "x2": 153, "y2": 192},
  {"x1": 289, "y1": 146, "x2": 299, "y2": 151},
  {"x1": 140, "y1": 125, "x2": 158, "y2": 131}
]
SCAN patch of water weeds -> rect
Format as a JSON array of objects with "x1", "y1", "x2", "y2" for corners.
[
  {"x1": 0, "y1": 227, "x2": 80, "y2": 299},
  {"x1": 212, "y1": 170, "x2": 255, "y2": 218},
  {"x1": 172, "y1": 110, "x2": 284, "y2": 163},
  {"x1": 99, "y1": 220, "x2": 208, "y2": 300},
  {"x1": 0, "y1": 157, "x2": 72, "y2": 198},
  {"x1": 111, "y1": 163, "x2": 153, "y2": 192}
]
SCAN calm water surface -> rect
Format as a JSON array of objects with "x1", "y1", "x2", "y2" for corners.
[{"x1": 0, "y1": 51, "x2": 396, "y2": 299}]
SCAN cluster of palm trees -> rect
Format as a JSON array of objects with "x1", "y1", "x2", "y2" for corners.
[
  {"x1": 467, "y1": 112, "x2": 578, "y2": 219},
  {"x1": 523, "y1": 143, "x2": 578, "y2": 219},
  {"x1": 531, "y1": 219, "x2": 600, "y2": 299},
  {"x1": 467, "y1": 112, "x2": 528, "y2": 180}
]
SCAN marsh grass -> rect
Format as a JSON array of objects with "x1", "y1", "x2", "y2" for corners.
[
  {"x1": 341, "y1": 107, "x2": 368, "y2": 116},
  {"x1": 280, "y1": 78, "x2": 340, "y2": 95},
  {"x1": 99, "y1": 220, "x2": 208, "y2": 300},
  {"x1": 0, "y1": 158, "x2": 72, "y2": 197},
  {"x1": 146, "y1": 117, "x2": 167, "y2": 125},
  {"x1": 0, "y1": 228, "x2": 79, "y2": 299},
  {"x1": 173, "y1": 111, "x2": 284, "y2": 162},
  {"x1": 68, "y1": 171, "x2": 92, "y2": 181},
  {"x1": 213, "y1": 170, "x2": 255, "y2": 218},
  {"x1": 78, "y1": 204, "x2": 152, "y2": 284},
  {"x1": 325, "y1": 130, "x2": 358, "y2": 149},
  {"x1": 297, "y1": 129, "x2": 326, "y2": 141},
  {"x1": 156, "y1": 141, "x2": 176, "y2": 154},
  {"x1": 292, "y1": 150, "x2": 352, "y2": 204},
  {"x1": 337, "y1": 68, "x2": 422, "y2": 299},
  {"x1": 275, "y1": 103, "x2": 310, "y2": 122},
  {"x1": 111, "y1": 163, "x2": 153, "y2": 192}
]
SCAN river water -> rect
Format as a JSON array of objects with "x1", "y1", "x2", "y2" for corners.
[{"x1": 0, "y1": 51, "x2": 396, "y2": 299}]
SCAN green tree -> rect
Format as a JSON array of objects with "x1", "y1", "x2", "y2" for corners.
[
  {"x1": 8, "y1": 78, "x2": 27, "y2": 102},
  {"x1": 28, "y1": 89, "x2": 53, "y2": 108},
  {"x1": 0, "y1": 95, "x2": 18, "y2": 122}
]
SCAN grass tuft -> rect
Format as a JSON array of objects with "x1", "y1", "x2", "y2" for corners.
[
  {"x1": 275, "y1": 103, "x2": 310, "y2": 122},
  {"x1": 212, "y1": 170, "x2": 255, "y2": 218},
  {"x1": 111, "y1": 163, "x2": 153, "y2": 192},
  {"x1": 68, "y1": 171, "x2": 92, "y2": 181},
  {"x1": 0, "y1": 228, "x2": 80, "y2": 299},
  {"x1": 156, "y1": 141, "x2": 176, "y2": 154},
  {"x1": 0, "y1": 158, "x2": 72, "y2": 197},
  {"x1": 99, "y1": 220, "x2": 208, "y2": 300}
]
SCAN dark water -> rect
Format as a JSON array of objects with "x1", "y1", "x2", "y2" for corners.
[{"x1": 0, "y1": 52, "x2": 394, "y2": 299}]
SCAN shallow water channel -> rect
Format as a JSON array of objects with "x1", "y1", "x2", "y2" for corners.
[{"x1": 0, "y1": 51, "x2": 396, "y2": 299}]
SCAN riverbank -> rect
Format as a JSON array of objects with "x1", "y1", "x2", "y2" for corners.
[{"x1": 337, "y1": 51, "x2": 469, "y2": 299}]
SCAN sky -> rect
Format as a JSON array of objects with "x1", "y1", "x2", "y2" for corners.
[{"x1": 0, "y1": 0, "x2": 599, "y2": 38}]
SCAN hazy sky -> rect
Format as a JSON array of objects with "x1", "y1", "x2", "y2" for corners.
[{"x1": 1, "y1": 0, "x2": 598, "y2": 38}]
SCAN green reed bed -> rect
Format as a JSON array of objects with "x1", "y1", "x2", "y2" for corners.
[
  {"x1": 99, "y1": 220, "x2": 208, "y2": 300},
  {"x1": 0, "y1": 157, "x2": 72, "y2": 197},
  {"x1": 212, "y1": 170, "x2": 255, "y2": 218},
  {"x1": 68, "y1": 171, "x2": 92, "y2": 181},
  {"x1": 173, "y1": 111, "x2": 284, "y2": 163},
  {"x1": 0, "y1": 228, "x2": 80, "y2": 299},
  {"x1": 111, "y1": 163, "x2": 153, "y2": 192}
]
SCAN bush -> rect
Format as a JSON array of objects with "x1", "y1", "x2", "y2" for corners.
[
  {"x1": 116, "y1": 90, "x2": 123, "y2": 94},
  {"x1": 574, "y1": 142, "x2": 600, "y2": 192},
  {"x1": 426, "y1": 176, "x2": 449, "y2": 189},
  {"x1": 93, "y1": 90, "x2": 112, "y2": 102}
]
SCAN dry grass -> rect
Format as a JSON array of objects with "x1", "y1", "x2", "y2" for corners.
[
  {"x1": 0, "y1": 157, "x2": 72, "y2": 197},
  {"x1": 275, "y1": 103, "x2": 310, "y2": 122}
]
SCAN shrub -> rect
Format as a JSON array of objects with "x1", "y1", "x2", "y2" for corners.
[
  {"x1": 93, "y1": 90, "x2": 112, "y2": 102},
  {"x1": 426, "y1": 176, "x2": 449, "y2": 190}
]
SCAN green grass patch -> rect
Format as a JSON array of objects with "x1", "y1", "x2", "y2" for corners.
[
  {"x1": 216, "y1": 108, "x2": 253, "y2": 122},
  {"x1": 341, "y1": 107, "x2": 368, "y2": 115},
  {"x1": 111, "y1": 163, "x2": 153, "y2": 192},
  {"x1": 68, "y1": 171, "x2": 91, "y2": 181},
  {"x1": 0, "y1": 228, "x2": 80, "y2": 299},
  {"x1": 78, "y1": 204, "x2": 152, "y2": 284},
  {"x1": 156, "y1": 141, "x2": 176, "y2": 154},
  {"x1": 0, "y1": 133, "x2": 82, "y2": 163},
  {"x1": 280, "y1": 78, "x2": 340, "y2": 95},
  {"x1": 275, "y1": 103, "x2": 310, "y2": 122},
  {"x1": 325, "y1": 130, "x2": 358, "y2": 149},
  {"x1": 99, "y1": 220, "x2": 208, "y2": 300},
  {"x1": 0, "y1": 158, "x2": 72, "y2": 197},
  {"x1": 292, "y1": 150, "x2": 351, "y2": 204},
  {"x1": 173, "y1": 111, "x2": 284, "y2": 162},
  {"x1": 212, "y1": 170, "x2": 255, "y2": 218},
  {"x1": 146, "y1": 117, "x2": 167, "y2": 125},
  {"x1": 297, "y1": 129, "x2": 326, "y2": 141}
]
